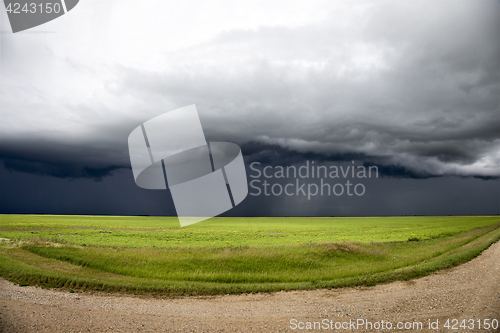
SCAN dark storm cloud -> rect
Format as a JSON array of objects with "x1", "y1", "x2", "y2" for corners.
[
  {"x1": 113, "y1": 0, "x2": 499, "y2": 178},
  {"x1": 0, "y1": 0, "x2": 498, "y2": 180},
  {"x1": 0, "y1": 165, "x2": 177, "y2": 216},
  {"x1": 1, "y1": 0, "x2": 499, "y2": 218},
  {"x1": 2, "y1": 162, "x2": 498, "y2": 217},
  {"x1": 0, "y1": 132, "x2": 131, "y2": 180},
  {"x1": 1, "y1": 154, "x2": 122, "y2": 180},
  {"x1": 240, "y1": 141, "x2": 436, "y2": 179}
]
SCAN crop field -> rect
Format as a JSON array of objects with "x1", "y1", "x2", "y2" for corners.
[{"x1": 0, "y1": 215, "x2": 499, "y2": 296}]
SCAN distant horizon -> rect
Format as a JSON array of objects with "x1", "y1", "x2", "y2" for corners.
[{"x1": 3, "y1": 213, "x2": 499, "y2": 218}]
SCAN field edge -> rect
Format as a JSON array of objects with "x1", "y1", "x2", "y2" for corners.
[{"x1": 1, "y1": 224, "x2": 499, "y2": 297}]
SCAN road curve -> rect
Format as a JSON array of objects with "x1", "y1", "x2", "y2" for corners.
[{"x1": 1, "y1": 242, "x2": 499, "y2": 332}]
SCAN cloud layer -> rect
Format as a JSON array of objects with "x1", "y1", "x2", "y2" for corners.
[{"x1": 1, "y1": 0, "x2": 499, "y2": 179}]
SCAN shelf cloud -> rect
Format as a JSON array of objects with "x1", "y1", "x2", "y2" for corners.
[{"x1": 1, "y1": 0, "x2": 499, "y2": 181}]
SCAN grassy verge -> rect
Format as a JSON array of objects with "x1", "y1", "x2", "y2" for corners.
[{"x1": 0, "y1": 218, "x2": 498, "y2": 297}]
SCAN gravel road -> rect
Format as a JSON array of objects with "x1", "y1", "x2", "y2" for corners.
[{"x1": 1, "y1": 242, "x2": 499, "y2": 333}]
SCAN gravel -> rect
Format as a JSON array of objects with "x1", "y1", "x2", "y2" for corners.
[{"x1": 1, "y1": 242, "x2": 499, "y2": 332}]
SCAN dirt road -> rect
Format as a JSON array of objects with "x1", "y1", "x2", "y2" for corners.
[{"x1": 1, "y1": 242, "x2": 499, "y2": 332}]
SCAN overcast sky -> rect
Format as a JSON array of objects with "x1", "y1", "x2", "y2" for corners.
[{"x1": 1, "y1": 0, "x2": 499, "y2": 216}]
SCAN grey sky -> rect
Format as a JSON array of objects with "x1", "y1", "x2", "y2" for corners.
[{"x1": 0, "y1": 0, "x2": 499, "y2": 216}]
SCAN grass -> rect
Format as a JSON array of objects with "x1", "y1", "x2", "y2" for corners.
[{"x1": 0, "y1": 215, "x2": 499, "y2": 296}]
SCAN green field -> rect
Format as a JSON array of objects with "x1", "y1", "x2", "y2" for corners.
[{"x1": 0, "y1": 215, "x2": 499, "y2": 296}]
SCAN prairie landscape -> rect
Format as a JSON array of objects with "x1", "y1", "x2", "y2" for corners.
[{"x1": 0, "y1": 215, "x2": 499, "y2": 296}]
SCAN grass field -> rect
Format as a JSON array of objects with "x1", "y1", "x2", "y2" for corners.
[{"x1": 0, "y1": 215, "x2": 499, "y2": 296}]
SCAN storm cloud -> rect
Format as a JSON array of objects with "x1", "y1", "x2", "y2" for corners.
[{"x1": 1, "y1": 0, "x2": 499, "y2": 181}]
